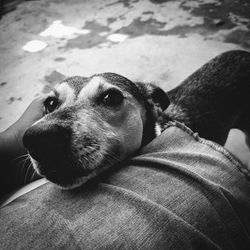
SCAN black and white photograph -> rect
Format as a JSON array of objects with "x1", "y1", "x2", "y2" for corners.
[{"x1": 0, "y1": 0, "x2": 250, "y2": 249}]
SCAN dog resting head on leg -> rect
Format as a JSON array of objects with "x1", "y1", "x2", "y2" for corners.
[{"x1": 23, "y1": 73, "x2": 169, "y2": 189}]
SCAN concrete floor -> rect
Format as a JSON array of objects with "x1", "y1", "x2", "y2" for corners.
[{"x1": 0, "y1": 0, "x2": 250, "y2": 166}]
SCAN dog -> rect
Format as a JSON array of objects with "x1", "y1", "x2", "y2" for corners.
[{"x1": 23, "y1": 50, "x2": 250, "y2": 189}]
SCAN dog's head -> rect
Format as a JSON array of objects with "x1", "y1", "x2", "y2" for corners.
[{"x1": 23, "y1": 73, "x2": 169, "y2": 188}]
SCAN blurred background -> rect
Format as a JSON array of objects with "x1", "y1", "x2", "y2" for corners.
[{"x1": 0, "y1": 0, "x2": 250, "y2": 165}]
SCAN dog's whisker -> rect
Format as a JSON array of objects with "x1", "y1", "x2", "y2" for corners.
[
  {"x1": 12, "y1": 153, "x2": 30, "y2": 162},
  {"x1": 24, "y1": 162, "x2": 33, "y2": 184},
  {"x1": 19, "y1": 155, "x2": 32, "y2": 175},
  {"x1": 102, "y1": 148, "x2": 121, "y2": 162},
  {"x1": 31, "y1": 169, "x2": 36, "y2": 182}
]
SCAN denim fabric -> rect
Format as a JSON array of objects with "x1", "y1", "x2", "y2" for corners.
[{"x1": 0, "y1": 122, "x2": 249, "y2": 249}]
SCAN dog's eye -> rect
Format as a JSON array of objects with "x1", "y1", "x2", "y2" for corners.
[
  {"x1": 44, "y1": 97, "x2": 59, "y2": 114},
  {"x1": 102, "y1": 89, "x2": 124, "y2": 107}
]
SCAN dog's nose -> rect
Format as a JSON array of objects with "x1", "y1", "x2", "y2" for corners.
[{"x1": 23, "y1": 123, "x2": 71, "y2": 162}]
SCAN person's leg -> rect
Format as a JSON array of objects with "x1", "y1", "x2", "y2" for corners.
[
  {"x1": 166, "y1": 50, "x2": 250, "y2": 145},
  {"x1": 1, "y1": 120, "x2": 249, "y2": 250}
]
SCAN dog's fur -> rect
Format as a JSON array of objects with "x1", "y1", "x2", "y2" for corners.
[{"x1": 23, "y1": 50, "x2": 250, "y2": 189}]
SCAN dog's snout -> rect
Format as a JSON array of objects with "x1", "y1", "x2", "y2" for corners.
[{"x1": 23, "y1": 123, "x2": 70, "y2": 162}]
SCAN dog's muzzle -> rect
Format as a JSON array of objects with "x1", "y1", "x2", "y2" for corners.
[
  {"x1": 23, "y1": 123, "x2": 71, "y2": 164},
  {"x1": 23, "y1": 122, "x2": 92, "y2": 185}
]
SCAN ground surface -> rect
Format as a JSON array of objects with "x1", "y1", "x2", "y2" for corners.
[{"x1": 0, "y1": 0, "x2": 250, "y2": 165}]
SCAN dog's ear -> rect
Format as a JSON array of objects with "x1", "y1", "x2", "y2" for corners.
[
  {"x1": 135, "y1": 82, "x2": 170, "y2": 111},
  {"x1": 134, "y1": 82, "x2": 170, "y2": 145},
  {"x1": 148, "y1": 84, "x2": 170, "y2": 111}
]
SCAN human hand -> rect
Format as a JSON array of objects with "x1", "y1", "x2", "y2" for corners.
[{"x1": 0, "y1": 95, "x2": 48, "y2": 158}]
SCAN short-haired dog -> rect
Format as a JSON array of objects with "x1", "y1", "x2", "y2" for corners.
[{"x1": 23, "y1": 50, "x2": 250, "y2": 189}]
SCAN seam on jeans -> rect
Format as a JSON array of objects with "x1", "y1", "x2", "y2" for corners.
[{"x1": 163, "y1": 121, "x2": 250, "y2": 181}]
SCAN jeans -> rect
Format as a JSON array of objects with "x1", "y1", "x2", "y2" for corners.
[{"x1": 0, "y1": 121, "x2": 250, "y2": 249}]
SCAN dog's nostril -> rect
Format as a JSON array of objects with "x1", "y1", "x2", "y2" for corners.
[{"x1": 23, "y1": 124, "x2": 71, "y2": 161}]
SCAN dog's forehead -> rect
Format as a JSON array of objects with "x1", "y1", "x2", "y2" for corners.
[
  {"x1": 54, "y1": 81, "x2": 75, "y2": 105},
  {"x1": 64, "y1": 76, "x2": 89, "y2": 95},
  {"x1": 55, "y1": 73, "x2": 143, "y2": 104},
  {"x1": 88, "y1": 73, "x2": 143, "y2": 100},
  {"x1": 77, "y1": 76, "x2": 108, "y2": 100}
]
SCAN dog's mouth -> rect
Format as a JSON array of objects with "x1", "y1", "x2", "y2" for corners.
[
  {"x1": 28, "y1": 142, "x2": 121, "y2": 189},
  {"x1": 30, "y1": 155, "x2": 94, "y2": 188},
  {"x1": 39, "y1": 166, "x2": 92, "y2": 188},
  {"x1": 27, "y1": 146, "x2": 87, "y2": 184}
]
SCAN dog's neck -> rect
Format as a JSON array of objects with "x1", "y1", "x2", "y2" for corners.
[
  {"x1": 153, "y1": 112, "x2": 173, "y2": 138},
  {"x1": 154, "y1": 122, "x2": 162, "y2": 137}
]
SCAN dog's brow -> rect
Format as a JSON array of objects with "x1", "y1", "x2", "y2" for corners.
[
  {"x1": 53, "y1": 89, "x2": 60, "y2": 98},
  {"x1": 53, "y1": 82, "x2": 76, "y2": 105}
]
